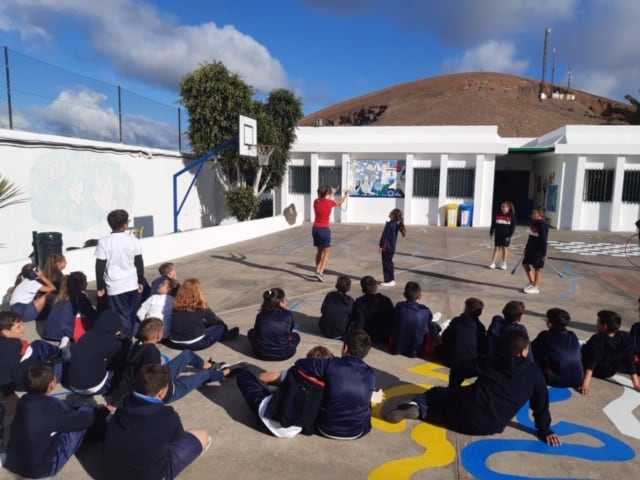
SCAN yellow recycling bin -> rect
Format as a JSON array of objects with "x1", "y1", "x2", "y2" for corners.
[{"x1": 445, "y1": 204, "x2": 459, "y2": 227}]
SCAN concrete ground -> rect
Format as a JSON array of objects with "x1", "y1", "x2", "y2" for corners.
[{"x1": 6, "y1": 222, "x2": 640, "y2": 480}]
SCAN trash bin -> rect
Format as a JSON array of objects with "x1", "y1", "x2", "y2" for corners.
[
  {"x1": 445, "y1": 204, "x2": 459, "y2": 227},
  {"x1": 34, "y1": 232, "x2": 63, "y2": 268},
  {"x1": 460, "y1": 203, "x2": 473, "y2": 227}
]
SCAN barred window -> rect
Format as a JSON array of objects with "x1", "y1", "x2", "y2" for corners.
[
  {"x1": 622, "y1": 170, "x2": 640, "y2": 203},
  {"x1": 583, "y1": 169, "x2": 614, "y2": 202},
  {"x1": 413, "y1": 168, "x2": 440, "y2": 197},
  {"x1": 319, "y1": 167, "x2": 342, "y2": 189},
  {"x1": 446, "y1": 168, "x2": 475, "y2": 197},
  {"x1": 288, "y1": 166, "x2": 311, "y2": 194}
]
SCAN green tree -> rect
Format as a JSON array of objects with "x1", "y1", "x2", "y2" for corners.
[
  {"x1": 0, "y1": 175, "x2": 28, "y2": 210},
  {"x1": 179, "y1": 62, "x2": 303, "y2": 220},
  {"x1": 624, "y1": 90, "x2": 640, "y2": 124}
]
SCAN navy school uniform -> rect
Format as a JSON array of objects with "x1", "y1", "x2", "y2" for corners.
[
  {"x1": 486, "y1": 315, "x2": 531, "y2": 359},
  {"x1": 248, "y1": 309, "x2": 300, "y2": 361},
  {"x1": 349, "y1": 292, "x2": 395, "y2": 344},
  {"x1": 319, "y1": 291, "x2": 354, "y2": 338},
  {"x1": 390, "y1": 300, "x2": 434, "y2": 358},
  {"x1": 437, "y1": 313, "x2": 487, "y2": 367},
  {"x1": 581, "y1": 330, "x2": 637, "y2": 378},
  {"x1": 531, "y1": 328, "x2": 583, "y2": 388}
]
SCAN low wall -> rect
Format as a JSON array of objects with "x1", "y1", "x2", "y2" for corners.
[{"x1": 1, "y1": 214, "x2": 302, "y2": 305}]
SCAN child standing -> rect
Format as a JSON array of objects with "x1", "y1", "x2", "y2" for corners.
[
  {"x1": 319, "y1": 275, "x2": 354, "y2": 339},
  {"x1": 379, "y1": 208, "x2": 407, "y2": 287},
  {"x1": 489, "y1": 202, "x2": 516, "y2": 270},
  {"x1": 248, "y1": 288, "x2": 301, "y2": 361},
  {"x1": 9, "y1": 263, "x2": 56, "y2": 321},
  {"x1": 522, "y1": 207, "x2": 548, "y2": 294},
  {"x1": 580, "y1": 310, "x2": 640, "y2": 395},
  {"x1": 389, "y1": 281, "x2": 435, "y2": 358},
  {"x1": 531, "y1": 308, "x2": 583, "y2": 388},
  {"x1": 349, "y1": 275, "x2": 395, "y2": 344},
  {"x1": 437, "y1": 297, "x2": 487, "y2": 367}
]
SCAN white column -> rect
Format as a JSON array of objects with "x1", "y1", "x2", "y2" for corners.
[
  {"x1": 611, "y1": 156, "x2": 626, "y2": 231},
  {"x1": 404, "y1": 153, "x2": 414, "y2": 224},
  {"x1": 438, "y1": 154, "x2": 449, "y2": 226}
]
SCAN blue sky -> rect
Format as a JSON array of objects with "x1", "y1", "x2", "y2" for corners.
[{"x1": 1, "y1": 0, "x2": 638, "y2": 143}]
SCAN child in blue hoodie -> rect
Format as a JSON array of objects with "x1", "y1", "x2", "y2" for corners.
[
  {"x1": 389, "y1": 281, "x2": 436, "y2": 358},
  {"x1": 379, "y1": 208, "x2": 406, "y2": 287}
]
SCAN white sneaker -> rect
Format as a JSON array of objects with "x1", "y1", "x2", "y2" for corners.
[
  {"x1": 59, "y1": 336, "x2": 71, "y2": 349},
  {"x1": 523, "y1": 284, "x2": 534, "y2": 292},
  {"x1": 525, "y1": 286, "x2": 540, "y2": 294},
  {"x1": 499, "y1": 262, "x2": 507, "y2": 270},
  {"x1": 380, "y1": 280, "x2": 396, "y2": 287},
  {"x1": 488, "y1": 262, "x2": 496, "y2": 269}
]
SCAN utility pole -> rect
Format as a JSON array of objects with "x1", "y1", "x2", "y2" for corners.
[{"x1": 540, "y1": 27, "x2": 551, "y2": 99}]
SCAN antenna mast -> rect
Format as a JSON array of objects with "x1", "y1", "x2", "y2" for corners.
[{"x1": 540, "y1": 27, "x2": 551, "y2": 99}]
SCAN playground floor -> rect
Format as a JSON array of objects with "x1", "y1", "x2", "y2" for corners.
[{"x1": 12, "y1": 223, "x2": 640, "y2": 479}]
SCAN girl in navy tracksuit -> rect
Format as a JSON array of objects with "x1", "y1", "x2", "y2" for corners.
[
  {"x1": 489, "y1": 201, "x2": 516, "y2": 269},
  {"x1": 379, "y1": 209, "x2": 407, "y2": 286},
  {"x1": 248, "y1": 288, "x2": 300, "y2": 361}
]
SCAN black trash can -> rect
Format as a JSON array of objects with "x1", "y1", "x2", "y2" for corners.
[{"x1": 34, "y1": 232, "x2": 63, "y2": 268}]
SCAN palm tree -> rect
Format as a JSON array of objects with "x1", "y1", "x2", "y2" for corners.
[{"x1": 0, "y1": 175, "x2": 28, "y2": 210}]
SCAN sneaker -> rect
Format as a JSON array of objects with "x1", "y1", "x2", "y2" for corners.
[
  {"x1": 488, "y1": 262, "x2": 496, "y2": 269},
  {"x1": 380, "y1": 280, "x2": 396, "y2": 287},
  {"x1": 385, "y1": 403, "x2": 420, "y2": 423},
  {"x1": 315, "y1": 272, "x2": 325, "y2": 282},
  {"x1": 59, "y1": 336, "x2": 70, "y2": 349},
  {"x1": 59, "y1": 336, "x2": 72, "y2": 362},
  {"x1": 207, "y1": 358, "x2": 228, "y2": 370},
  {"x1": 524, "y1": 286, "x2": 540, "y2": 294},
  {"x1": 499, "y1": 262, "x2": 507, "y2": 270},
  {"x1": 222, "y1": 327, "x2": 240, "y2": 341},
  {"x1": 221, "y1": 361, "x2": 248, "y2": 376},
  {"x1": 523, "y1": 284, "x2": 534, "y2": 292}
]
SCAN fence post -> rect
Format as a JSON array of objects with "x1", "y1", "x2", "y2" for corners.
[
  {"x1": 4, "y1": 46, "x2": 13, "y2": 130},
  {"x1": 117, "y1": 85, "x2": 123, "y2": 143}
]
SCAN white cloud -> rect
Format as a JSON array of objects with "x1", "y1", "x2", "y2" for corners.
[
  {"x1": 0, "y1": 0, "x2": 289, "y2": 93},
  {"x1": 443, "y1": 40, "x2": 529, "y2": 76}
]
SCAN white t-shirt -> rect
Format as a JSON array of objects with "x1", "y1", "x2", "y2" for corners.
[
  {"x1": 9, "y1": 279, "x2": 41, "y2": 305},
  {"x1": 95, "y1": 232, "x2": 142, "y2": 296},
  {"x1": 136, "y1": 294, "x2": 174, "y2": 337}
]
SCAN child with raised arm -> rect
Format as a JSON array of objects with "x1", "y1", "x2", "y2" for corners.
[
  {"x1": 580, "y1": 310, "x2": 640, "y2": 395},
  {"x1": 248, "y1": 288, "x2": 300, "y2": 360},
  {"x1": 319, "y1": 275, "x2": 354, "y2": 339},
  {"x1": 312, "y1": 185, "x2": 348, "y2": 282},
  {"x1": 389, "y1": 281, "x2": 436, "y2": 358},
  {"x1": 489, "y1": 201, "x2": 516, "y2": 270},
  {"x1": 9, "y1": 263, "x2": 56, "y2": 321},
  {"x1": 531, "y1": 308, "x2": 583, "y2": 388},
  {"x1": 522, "y1": 207, "x2": 548, "y2": 294},
  {"x1": 379, "y1": 208, "x2": 407, "y2": 286}
]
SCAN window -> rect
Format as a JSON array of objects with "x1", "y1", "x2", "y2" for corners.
[
  {"x1": 622, "y1": 170, "x2": 640, "y2": 203},
  {"x1": 446, "y1": 168, "x2": 475, "y2": 197},
  {"x1": 413, "y1": 168, "x2": 440, "y2": 197},
  {"x1": 583, "y1": 169, "x2": 614, "y2": 202},
  {"x1": 288, "y1": 166, "x2": 310, "y2": 194},
  {"x1": 319, "y1": 167, "x2": 342, "y2": 189}
]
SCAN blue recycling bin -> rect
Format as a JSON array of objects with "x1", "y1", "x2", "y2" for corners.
[{"x1": 460, "y1": 204, "x2": 473, "y2": 227}]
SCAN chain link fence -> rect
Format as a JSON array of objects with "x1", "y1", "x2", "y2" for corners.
[{"x1": 0, "y1": 46, "x2": 190, "y2": 152}]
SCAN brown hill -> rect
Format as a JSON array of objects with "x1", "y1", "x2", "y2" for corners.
[{"x1": 299, "y1": 72, "x2": 633, "y2": 137}]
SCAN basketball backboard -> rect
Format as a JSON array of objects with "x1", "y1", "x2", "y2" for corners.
[{"x1": 239, "y1": 115, "x2": 257, "y2": 157}]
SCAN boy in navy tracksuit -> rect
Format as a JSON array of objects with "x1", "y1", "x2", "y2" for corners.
[
  {"x1": 5, "y1": 363, "x2": 109, "y2": 479},
  {"x1": 389, "y1": 281, "x2": 436, "y2": 358},
  {"x1": 437, "y1": 297, "x2": 487, "y2": 367},
  {"x1": 522, "y1": 207, "x2": 548, "y2": 294},
  {"x1": 531, "y1": 308, "x2": 583, "y2": 388},
  {"x1": 349, "y1": 275, "x2": 395, "y2": 344},
  {"x1": 295, "y1": 330, "x2": 376, "y2": 439},
  {"x1": 580, "y1": 310, "x2": 640, "y2": 395},
  {"x1": 379, "y1": 208, "x2": 406, "y2": 286},
  {"x1": 385, "y1": 331, "x2": 562, "y2": 446},
  {"x1": 486, "y1": 300, "x2": 530, "y2": 359},
  {"x1": 104, "y1": 364, "x2": 210, "y2": 480},
  {"x1": 319, "y1": 275, "x2": 354, "y2": 338}
]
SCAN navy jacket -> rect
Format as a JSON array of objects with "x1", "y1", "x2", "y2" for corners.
[
  {"x1": 0, "y1": 337, "x2": 23, "y2": 396},
  {"x1": 531, "y1": 328, "x2": 583, "y2": 388},
  {"x1": 379, "y1": 220, "x2": 402, "y2": 253},
  {"x1": 486, "y1": 315, "x2": 531, "y2": 359},
  {"x1": 525, "y1": 218, "x2": 549, "y2": 257},
  {"x1": 110, "y1": 341, "x2": 162, "y2": 407},
  {"x1": 489, "y1": 212, "x2": 516, "y2": 239},
  {"x1": 433, "y1": 355, "x2": 554, "y2": 438},
  {"x1": 5, "y1": 394, "x2": 99, "y2": 478},
  {"x1": 350, "y1": 292, "x2": 395, "y2": 344},
  {"x1": 170, "y1": 308, "x2": 226, "y2": 342},
  {"x1": 249, "y1": 309, "x2": 298, "y2": 360},
  {"x1": 104, "y1": 394, "x2": 184, "y2": 480},
  {"x1": 390, "y1": 301, "x2": 434, "y2": 357},
  {"x1": 43, "y1": 294, "x2": 97, "y2": 341},
  {"x1": 295, "y1": 356, "x2": 375, "y2": 439},
  {"x1": 319, "y1": 291, "x2": 354, "y2": 338},
  {"x1": 581, "y1": 331, "x2": 637, "y2": 378},
  {"x1": 438, "y1": 313, "x2": 487, "y2": 367}
]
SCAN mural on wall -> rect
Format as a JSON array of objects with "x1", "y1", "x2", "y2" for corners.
[
  {"x1": 29, "y1": 151, "x2": 135, "y2": 230},
  {"x1": 350, "y1": 160, "x2": 405, "y2": 197}
]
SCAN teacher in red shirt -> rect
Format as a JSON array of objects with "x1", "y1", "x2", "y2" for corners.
[{"x1": 312, "y1": 185, "x2": 348, "y2": 282}]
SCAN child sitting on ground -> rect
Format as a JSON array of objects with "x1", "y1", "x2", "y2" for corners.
[
  {"x1": 486, "y1": 300, "x2": 530, "y2": 358},
  {"x1": 149, "y1": 262, "x2": 179, "y2": 295},
  {"x1": 580, "y1": 309, "x2": 640, "y2": 394},
  {"x1": 109, "y1": 318, "x2": 232, "y2": 407},
  {"x1": 531, "y1": 308, "x2": 583, "y2": 388},
  {"x1": 104, "y1": 364, "x2": 211, "y2": 479},
  {"x1": 437, "y1": 297, "x2": 487, "y2": 367},
  {"x1": 389, "y1": 281, "x2": 436, "y2": 358},
  {"x1": 319, "y1": 275, "x2": 354, "y2": 339},
  {"x1": 9, "y1": 263, "x2": 56, "y2": 321},
  {"x1": 136, "y1": 276, "x2": 178, "y2": 339},
  {"x1": 248, "y1": 288, "x2": 301, "y2": 361},
  {"x1": 349, "y1": 275, "x2": 395, "y2": 344},
  {"x1": 5, "y1": 363, "x2": 109, "y2": 479}
]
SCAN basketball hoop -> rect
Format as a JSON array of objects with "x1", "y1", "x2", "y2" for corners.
[{"x1": 256, "y1": 144, "x2": 275, "y2": 166}]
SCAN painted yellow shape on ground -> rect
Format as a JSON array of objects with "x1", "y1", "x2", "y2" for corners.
[{"x1": 407, "y1": 362, "x2": 450, "y2": 382}]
